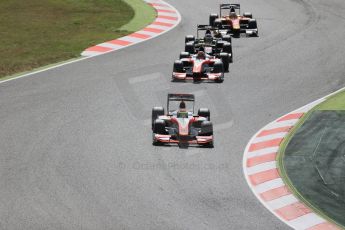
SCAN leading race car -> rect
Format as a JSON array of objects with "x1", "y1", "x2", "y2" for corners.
[
  {"x1": 172, "y1": 51, "x2": 227, "y2": 83},
  {"x1": 184, "y1": 25, "x2": 233, "y2": 66},
  {"x1": 209, "y1": 4, "x2": 258, "y2": 37},
  {"x1": 152, "y1": 94, "x2": 214, "y2": 147}
]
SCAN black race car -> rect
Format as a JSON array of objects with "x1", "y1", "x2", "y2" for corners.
[{"x1": 184, "y1": 25, "x2": 233, "y2": 71}]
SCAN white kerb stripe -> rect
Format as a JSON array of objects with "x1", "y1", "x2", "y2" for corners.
[
  {"x1": 297, "y1": 98, "x2": 326, "y2": 113},
  {"x1": 266, "y1": 119, "x2": 299, "y2": 129},
  {"x1": 137, "y1": 30, "x2": 161, "y2": 36},
  {"x1": 152, "y1": 5, "x2": 173, "y2": 10},
  {"x1": 252, "y1": 132, "x2": 288, "y2": 143},
  {"x1": 288, "y1": 213, "x2": 326, "y2": 229},
  {"x1": 148, "y1": 24, "x2": 172, "y2": 30},
  {"x1": 97, "y1": 43, "x2": 123, "y2": 49},
  {"x1": 157, "y1": 11, "x2": 177, "y2": 16},
  {"x1": 81, "y1": 51, "x2": 102, "y2": 57},
  {"x1": 246, "y1": 147, "x2": 279, "y2": 158},
  {"x1": 119, "y1": 36, "x2": 146, "y2": 43},
  {"x1": 266, "y1": 194, "x2": 299, "y2": 210},
  {"x1": 254, "y1": 178, "x2": 285, "y2": 194},
  {"x1": 155, "y1": 18, "x2": 178, "y2": 24},
  {"x1": 246, "y1": 161, "x2": 277, "y2": 175}
]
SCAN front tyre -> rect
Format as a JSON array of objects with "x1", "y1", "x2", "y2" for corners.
[{"x1": 152, "y1": 107, "x2": 164, "y2": 129}]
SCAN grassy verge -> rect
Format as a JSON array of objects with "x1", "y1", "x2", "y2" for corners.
[
  {"x1": 0, "y1": 0, "x2": 156, "y2": 79},
  {"x1": 317, "y1": 90, "x2": 345, "y2": 110},
  {"x1": 120, "y1": 0, "x2": 157, "y2": 32},
  {"x1": 277, "y1": 90, "x2": 345, "y2": 229}
]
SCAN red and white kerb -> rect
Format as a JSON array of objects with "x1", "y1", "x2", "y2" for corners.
[{"x1": 243, "y1": 101, "x2": 340, "y2": 230}]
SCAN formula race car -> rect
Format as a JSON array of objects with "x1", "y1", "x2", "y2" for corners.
[
  {"x1": 184, "y1": 25, "x2": 233, "y2": 65},
  {"x1": 152, "y1": 94, "x2": 214, "y2": 147},
  {"x1": 172, "y1": 51, "x2": 227, "y2": 82},
  {"x1": 209, "y1": 4, "x2": 258, "y2": 37}
]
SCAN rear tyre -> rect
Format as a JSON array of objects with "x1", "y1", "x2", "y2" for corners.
[
  {"x1": 213, "y1": 61, "x2": 224, "y2": 73},
  {"x1": 222, "y1": 43, "x2": 233, "y2": 63},
  {"x1": 209, "y1": 13, "x2": 218, "y2": 26},
  {"x1": 222, "y1": 34, "x2": 232, "y2": 43},
  {"x1": 198, "y1": 108, "x2": 210, "y2": 120},
  {"x1": 214, "y1": 18, "x2": 222, "y2": 29},
  {"x1": 179, "y1": 51, "x2": 190, "y2": 59},
  {"x1": 219, "y1": 53, "x2": 230, "y2": 72},
  {"x1": 185, "y1": 35, "x2": 195, "y2": 43},
  {"x1": 243, "y1": 12, "x2": 253, "y2": 18},
  {"x1": 216, "y1": 41, "x2": 225, "y2": 50},
  {"x1": 185, "y1": 42, "x2": 195, "y2": 54},
  {"x1": 152, "y1": 107, "x2": 164, "y2": 129},
  {"x1": 248, "y1": 19, "x2": 257, "y2": 29}
]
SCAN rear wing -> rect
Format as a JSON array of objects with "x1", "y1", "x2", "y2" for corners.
[
  {"x1": 167, "y1": 93, "x2": 195, "y2": 113},
  {"x1": 220, "y1": 3, "x2": 241, "y2": 16},
  {"x1": 167, "y1": 93, "x2": 195, "y2": 102},
  {"x1": 197, "y1": 24, "x2": 218, "y2": 38},
  {"x1": 197, "y1": 25, "x2": 214, "y2": 31}
]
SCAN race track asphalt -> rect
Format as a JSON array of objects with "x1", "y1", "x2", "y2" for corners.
[{"x1": 1, "y1": 0, "x2": 345, "y2": 229}]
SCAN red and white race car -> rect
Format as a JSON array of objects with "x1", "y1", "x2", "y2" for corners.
[
  {"x1": 172, "y1": 51, "x2": 227, "y2": 83},
  {"x1": 152, "y1": 94, "x2": 214, "y2": 147}
]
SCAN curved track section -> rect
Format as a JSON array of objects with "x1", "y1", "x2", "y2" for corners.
[
  {"x1": 242, "y1": 100, "x2": 341, "y2": 229},
  {"x1": 2, "y1": 0, "x2": 345, "y2": 229},
  {"x1": 81, "y1": 0, "x2": 181, "y2": 57}
]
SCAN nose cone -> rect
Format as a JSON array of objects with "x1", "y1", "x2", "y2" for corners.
[
  {"x1": 232, "y1": 19, "x2": 240, "y2": 29},
  {"x1": 193, "y1": 60, "x2": 203, "y2": 73}
]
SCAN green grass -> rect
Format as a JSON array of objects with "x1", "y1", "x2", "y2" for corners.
[
  {"x1": 120, "y1": 0, "x2": 156, "y2": 32},
  {"x1": 0, "y1": 0, "x2": 156, "y2": 78},
  {"x1": 277, "y1": 90, "x2": 345, "y2": 229},
  {"x1": 317, "y1": 90, "x2": 345, "y2": 110}
]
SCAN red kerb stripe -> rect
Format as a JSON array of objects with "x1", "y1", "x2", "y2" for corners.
[
  {"x1": 85, "y1": 46, "x2": 113, "y2": 52},
  {"x1": 157, "y1": 9, "x2": 176, "y2": 13},
  {"x1": 277, "y1": 113, "x2": 304, "y2": 122},
  {"x1": 108, "y1": 40, "x2": 132, "y2": 46},
  {"x1": 257, "y1": 126, "x2": 292, "y2": 137},
  {"x1": 249, "y1": 138, "x2": 283, "y2": 152},
  {"x1": 150, "y1": 3, "x2": 168, "y2": 7},
  {"x1": 157, "y1": 15, "x2": 178, "y2": 21},
  {"x1": 247, "y1": 152, "x2": 277, "y2": 167},
  {"x1": 307, "y1": 222, "x2": 341, "y2": 230},
  {"x1": 249, "y1": 168, "x2": 280, "y2": 186},
  {"x1": 128, "y1": 32, "x2": 151, "y2": 39},
  {"x1": 152, "y1": 21, "x2": 174, "y2": 27},
  {"x1": 275, "y1": 202, "x2": 311, "y2": 221},
  {"x1": 260, "y1": 186, "x2": 291, "y2": 201},
  {"x1": 143, "y1": 27, "x2": 164, "y2": 33}
]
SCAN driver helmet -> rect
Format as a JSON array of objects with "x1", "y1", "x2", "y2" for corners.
[
  {"x1": 229, "y1": 8, "x2": 237, "y2": 18},
  {"x1": 177, "y1": 101, "x2": 187, "y2": 117},
  {"x1": 179, "y1": 101, "x2": 186, "y2": 110},
  {"x1": 204, "y1": 30, "x2": 213, "y2": 44},
  {"x1": 196, "y1": 51, "x2": 206, "y2": 59}
]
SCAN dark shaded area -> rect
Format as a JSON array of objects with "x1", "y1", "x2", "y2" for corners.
[{"x1": 284, "y1": 111, "x2": 345, "y2": 226}]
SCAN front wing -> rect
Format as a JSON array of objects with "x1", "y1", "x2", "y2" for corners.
[
  {"x1": 154, "y1": 134, "x2": 213, "y2": 145},
  {"x1": 172, "y1": 72, "x2": 223, "y2": 81}
]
